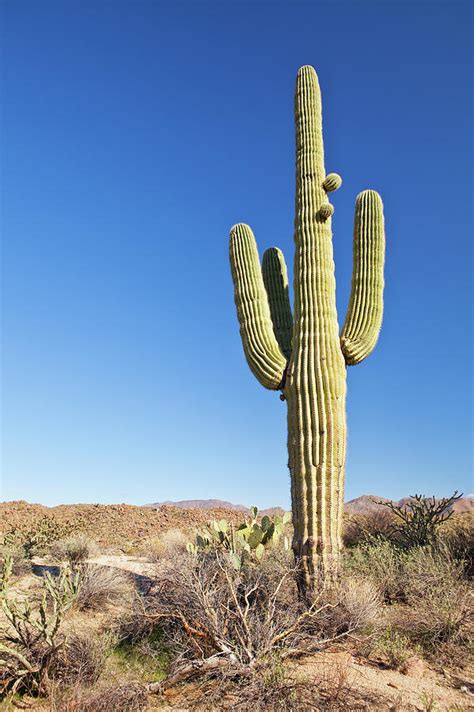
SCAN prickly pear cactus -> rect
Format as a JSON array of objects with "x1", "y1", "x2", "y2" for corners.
[
  {"x1": 229, "y1": 66, "x2": 385, "y2": 589},
  {"x1": 187, "y1": 507, "x2": 291, "y2": 570}
]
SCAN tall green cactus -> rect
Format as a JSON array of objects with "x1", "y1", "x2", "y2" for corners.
[{"x1": 229, "y1": 66, "x2": 385, "y2": 589}]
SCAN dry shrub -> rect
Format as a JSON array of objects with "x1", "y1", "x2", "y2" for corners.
[
  {"x1": 208, "y1": 663, "x2": 338, "y2": 711},
  {"x1": 134, "y1": 549, "x2": 376, "y2": 695},
  {"x1": 75, "y1": 564, "x2": 133, "y2": 611},
  {"x1": 190, "y1": 651, "x2": 389, "y2": 711},
  {"x1": 394, "y1": 547, "x2": 472, "y2": 650},
  {"x1": 57, "y1": 633, "x2": 110, "y2": 685},
  {"x1": 321, "y1": 577, "x2": 381, "y2": 636},
  {"x1": 145, "y1": 528, "x2": 188, "y2": 560},
  {"x1": 343, "y1": 509, "x2": 396, "y2": 547},
  {"x1": 115, "y1": 600, "x2": 158, "y2": 645},
  {"x1": 53, "y1": 682, "x2": 147, "y2": 712},
  {"x1": 439, "y1": 512, "x2": 474, "y2": 566},
  {"x1": 50, "y1": 534, "x2": 96, "y2": 568}
]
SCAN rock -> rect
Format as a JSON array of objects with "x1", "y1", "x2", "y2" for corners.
[{"x1": 400, "y1": 656, "x2": 425, "y2": 678}]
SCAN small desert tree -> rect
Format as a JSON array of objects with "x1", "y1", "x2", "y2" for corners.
[{"x1": 379, "y1": 492, "x2": 463, "y2": 549}]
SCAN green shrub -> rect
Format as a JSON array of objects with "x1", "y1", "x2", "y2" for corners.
[
  {"x1": 343, "y1": 538, "x2": 406, "y2": 603},
  {"x1": 371, "y1": 626, "x2": 417, "y2": 670},
  {"x1": 1, "y1": 516, "x2": 74, "y2": 560}
]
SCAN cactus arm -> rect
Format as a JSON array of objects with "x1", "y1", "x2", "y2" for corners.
[
  {"x1": 262, "y1": 247, "x2": 293, "y2": 359},
  {"x1": 229, "y1": 224, "x2": 287, "y2": 390},
  {"x1": 340, "y1": 190, "x2": 386, "y2": 365}
]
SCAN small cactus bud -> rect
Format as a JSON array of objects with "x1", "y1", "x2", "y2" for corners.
[
  {"x1": 319, "y1": 203, "x2": 334, "y2": 220},
  {"x1": 323, "y1": 173, "x2": 342, "y2": 192}
]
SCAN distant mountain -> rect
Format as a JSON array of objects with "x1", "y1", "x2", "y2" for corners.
[
  {"x1": 345, "y1": 495, "x2": 391, "y2": 514},
  {"x1": 145, "y1": 499, "x2": 286, "y2": 516},
  {"x1": 146, "y1": 495, "x2": 472, "y2": 517},
  {"x1": 397, "y1": 495, "x2": 472, "y2": 514},
  {"x1": 146, "y1": 499, "x2": 249, "y2": 512},
  {"x1": 346, "y1": 494, "x2": 472, "y2": 515}
]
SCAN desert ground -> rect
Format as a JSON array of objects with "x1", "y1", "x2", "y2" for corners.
[{"x1": 0, "y1": 499, "x2": 472, "y2": 711}]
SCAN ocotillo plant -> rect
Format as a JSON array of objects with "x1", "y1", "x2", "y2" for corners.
[{"x1": 229, "y1": 66, "x2": 385, "y2": 589}]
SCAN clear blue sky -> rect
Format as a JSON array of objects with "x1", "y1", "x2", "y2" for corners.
[{"x1": 1, "y1": 1, "x2": 472, "y2": 508}]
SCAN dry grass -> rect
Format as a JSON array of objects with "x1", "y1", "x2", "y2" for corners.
[
  {"x1": 50, "y1": 681, "x2": 148, "y2": 711},
  {"x1": 58, "y1": 633, "x2": 111, "y2": 685},
  {"x1": 393, "y1": 547, "x2": 472, "y2": 651},
  {"x1": 144, "y1": 528, "x2": 189, "y2": 560},
  {"x1": 75, "y1": 564, "x2": 133, "y2": 612},
  {"x1": 321, "y1": 576, "x2": 381, "y2": 636},
  {"x1": 50, "y1": 534, "x2": 97, "y2": 568}
]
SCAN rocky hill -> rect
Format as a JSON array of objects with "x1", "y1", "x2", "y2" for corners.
[
  {"x1": 1, "y1": 495, "x2": 470, "y2": 550},
  {"x1": 0, "y1": 501, "x2": 246, "y2": 549}
]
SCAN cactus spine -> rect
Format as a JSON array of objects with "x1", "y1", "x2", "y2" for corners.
[{"x1": 229, "y1": 66, "x2": 386, "y2": 589}]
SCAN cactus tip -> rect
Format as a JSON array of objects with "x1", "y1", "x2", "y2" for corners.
[
  {"x1": 229, "y1": 223, "x2": 251, "y2": 238},
  {"x1": 298, "y1": 64, "x2": 317, "y2": 76},
  {"x1": 357, "y1": 189, "x2": 383, "y2": 205}
]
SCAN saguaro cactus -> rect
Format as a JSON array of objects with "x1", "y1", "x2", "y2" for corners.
[{"x1": 229, "y1": 66, "x2": 385, "y2": 589}]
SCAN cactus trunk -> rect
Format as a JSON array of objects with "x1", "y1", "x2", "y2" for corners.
[
  {"x1": 285, "y1": 67, "x2": 347, "y2": 587},
  {"x1": 229, "y1": 66, "x2": 385, "y2": 590}
]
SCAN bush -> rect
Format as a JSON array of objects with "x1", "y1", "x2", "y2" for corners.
[
  {"x1": 132, "y1": 548, "x2": 376, "y2": 696},
  {"x1": 343, "y1": 538, "x2": 406, "y2": 603},
  {"x1": 58, "y1": 633, "x2": 111, "y2": 685},
  {"x1": 145, "y1": 528, "x2": 188, "y2": 560},
  {"x1": 50, "y1": 534, "x2": 96, "y2": 568},
  {"x1": 343, "y1": 509, "x2": 395, "y2": 547},
  {"x1": 439, "y1": 512, "x2": 474, "y2": 566},
  {"x1": 1, "y1": 516, "x2": 74, "y2": 560},
  {"x1": 395, "y1": 547, "x2": 472, "y2": 649},
  {"x1": 75, "y1": 564, "x2": 133, "y2": 612},
  {"x1": 54, "y1": 682, "x2": 148, "y2": 712},
  {"x1": 371, "y1": 626, "x2": 416, "y2": 670}
]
